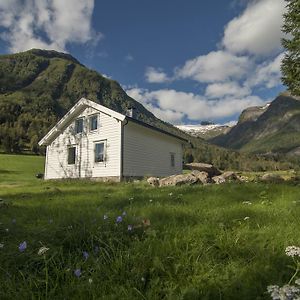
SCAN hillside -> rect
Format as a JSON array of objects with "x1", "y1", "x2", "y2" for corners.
[{"x1": 211, "y1": 93, "x2": 300, "y2": 159}]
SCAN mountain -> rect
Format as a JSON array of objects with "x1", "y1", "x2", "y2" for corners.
[
  {"x1": 210, "y1": 93, "x2": 300, "y2": 158},
  {"x1": 0, "y1": 49, "x2": 289, "y2": 171},
  {"x1": 0, "y1": 49, "x2": 183, "y2": 153},
  {"x1": 176, "y1": 124, "x2": 233, "y2": 139}
]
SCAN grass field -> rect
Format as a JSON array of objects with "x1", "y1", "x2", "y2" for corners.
[{"x1": 0, "y1": 154, "x2": 300, "y2": 299}]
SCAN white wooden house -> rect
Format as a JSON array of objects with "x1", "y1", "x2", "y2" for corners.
[{"x1": 39, "y1": 98, "x2": 187, "y2": 181}]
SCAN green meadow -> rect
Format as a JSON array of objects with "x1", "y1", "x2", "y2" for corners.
[{"x1": 0, "y1": 154, "x2": 300, "y2": 299}]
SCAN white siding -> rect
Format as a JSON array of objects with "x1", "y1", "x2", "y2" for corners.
[
  {"x1": 123, "y1": 121, "x2": 183, "y2": 177},
  {"x1": 45, "y1": 107, "x2": 122, "y2": 180}
]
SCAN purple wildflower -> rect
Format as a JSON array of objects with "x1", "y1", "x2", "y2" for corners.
[
  {"x1": 103, "y1": 214, "x2": 108, "y2": 220},
  {"x1": 18, "y1": 241, "x2": 27, "y2": 252},
  {"x1": 74, "y1": 269, "x2": 81, "y2": 277},
  {"x1": 83, "y1": 251, "x2": 89, "y2": 260},
  {"x1": 128, "y1": 224, "x2": 133, "y2": 231},
  {"x1": 116, "y1": 216, "x2": 123, "y2": 223}
]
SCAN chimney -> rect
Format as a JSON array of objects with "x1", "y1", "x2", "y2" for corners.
[{"x1": 126, "y1": 106, "x2": 136, "y2": 118}]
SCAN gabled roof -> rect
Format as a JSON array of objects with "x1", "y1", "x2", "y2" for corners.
[
  {"x1": 38, "y1": 98, "x2": 125, "y2": 146},
  {"x1": 39, "y1": 97, "x2": 188, "y2": 146}
]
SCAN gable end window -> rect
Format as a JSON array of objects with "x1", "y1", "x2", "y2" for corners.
[
  {"x1": 89, "y1": 115, "x2": 98, "y2": 131},
  {"x1": 95, "y1": 142, "x2": 105, "y2": 163},
  {"x1": 170, "y1": 153, "x2": 175, "y2": 168},
  {"x1": 75, "y1": 118, "x2": 84, "y2": 134},
  {"x1": 68, "y1": 147, "x2": 76, "y2": 165}
]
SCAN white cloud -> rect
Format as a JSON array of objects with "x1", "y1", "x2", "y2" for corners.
[
  {"x1": 246, "y1": 53, "x2": 284, "y2": 88},
  {"x1": 145, "y1": 67, "x2": 171, "y2": 83},
  {"x1": 205, "y1": 81, "x2": 251, "y2": 99},
  {"x1": 0, "y1": 0, "x2": 101, "y2": 53},
  {"x1": 222, "y1": 0, "x2": 286, "y2": 55},
  {"x1": 126, "y1": 87, "x2": 265, "y2": 123},
  {"x1": 175, "y1": 51, "x2": 251, "y2": 83}
]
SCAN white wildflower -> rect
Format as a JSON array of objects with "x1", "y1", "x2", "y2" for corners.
[
  {"x1": 168, "y1": 193, "x2": 173, "y2": 197},
  {"x1": 242, "y1": 201, "x2": 252, "y2": 205},
  {"x1": 38, "y1": 246, "x2": 49, "y2": 256},
  {"x1": 267, "y1": 284, "x2": 300, "y2": 300},
  {"x1": 285, "y1": 246, "x2": 300, "y2": 257},
  {"x1": 0, "y1": 243, "x2": 4, "y2": 249},
  {"x1": 244, "y1": 217, "x2": 250, "y2": 220},
  {"x1": 88, "y1": 278, "x2": 93, "y2": 284}
]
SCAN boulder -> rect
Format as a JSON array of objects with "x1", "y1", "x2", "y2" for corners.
[
  {"x1": 212, "y1": 175, "x2": 226, "y2": 184},
  {"x1": 147, "y1": 177, "x2": 159, "y2": 187},
  {"x1": 184, "y1": 163, "x2": 221, "y2": 177},
  {"x1": 190, "y1": 170, "x2": 210, "y2": 184},
  {"x1": 260, "y1": 173, "x2": 285, "y2": 183},
  {"x1": 221, "y1": 171, "x2": 238, "y2": 181},
  {"x1": 159, "y1": 173, "x2": 198, "y2": 187}
]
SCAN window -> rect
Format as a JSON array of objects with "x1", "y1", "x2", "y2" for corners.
[
  {"x1": 89, "y1": 115, "x2": 98, "y2": 131},
  {"x1": 68, "y1": 147, "x2": 76, "y2": 165},
  {"x1": 170, "y1": 153, "x2": 175, "y2": 167},
  {"x1": 95, "y1": 142, "x2": 105, "y2": 162},
  {"x1": 75, "y1": 118, "x2": 83, "y2": 134}
]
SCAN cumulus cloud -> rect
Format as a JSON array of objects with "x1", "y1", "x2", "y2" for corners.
[
  {"x1": 145, "y1": 67, "x2": 171, "y2": 83},
  {"x1": 205, "y1": 81, "x2": 251, "y2": 99},
  {"x1": 175, "y1": 50, "x2": 251, "y2": 83},
  {"x1": 126, "y1": 87, "x2": 265, "y2": 123},
  {"x1": 246, "y1": 53, "x2": 284, "y2": 88},
  {"x1": 222, "y1": 0, "x2": 286, "y2": 55},
  {"x1": 0, "y1": 0, "x2": 101, "y2": 52}
]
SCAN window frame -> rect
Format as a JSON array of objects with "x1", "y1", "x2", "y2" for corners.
[
  {"x1": 74, "y1": 118, "x2": 84, "y2": 134},
  {"x1": 94, "y1": 141, "x2": 106, "y2": 163},
  {"x1": 89, "y1": 114, "x2": 98, "y2": 132},
  {"x1": 67, "y1": 146, "x2": 76, "y2": 165}
]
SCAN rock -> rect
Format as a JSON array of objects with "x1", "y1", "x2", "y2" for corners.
[
  {"x1": 147, "y1": 177, "x2": 159, "y2": 187},
  {"x1": 260, "y1": 173, "x2": 285, "y2": 183},
  {"x1": 190, "y1": 170, "x2": 210, "y2": 184},
  {"x1": 184, "y1": 163, "x2": 221, "y2": 177},
  {"x1": 212, "y1": 175, "x2": 226, "y2": 184},
  {"x1": 159, "y1": 173, "x2": 198, "y2": 187},
  {"x1": 237, "y1": 175, "x2": 249, "y2": 182},
  {"x1": 221, "y1": 171, "x2": 238, "y2": 181}
]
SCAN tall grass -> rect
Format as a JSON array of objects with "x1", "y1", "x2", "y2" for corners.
[{"x1": 0, "y1": 154, "x2": 300, "y2": 299}]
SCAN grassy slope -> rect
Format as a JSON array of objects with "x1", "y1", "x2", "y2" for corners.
[{"x1": 1, "y1": 155, "x2": 300, "y2": 299}]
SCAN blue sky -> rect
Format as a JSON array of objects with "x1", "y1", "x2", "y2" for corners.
[{"x1": 0, "y1": 0, "x2": 286, "y2": 125}]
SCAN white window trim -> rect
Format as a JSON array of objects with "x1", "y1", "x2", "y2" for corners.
[
  {"x1": 94, "y1": 140, "x2": 107, "y2": 164},
  {"x1": 74, "y1": 117, "x2": 84, "y2": 135},
  {"x1": 88, "y1": 114, "x2": 99, "y2": 133}
]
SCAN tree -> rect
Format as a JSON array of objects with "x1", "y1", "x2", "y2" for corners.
[{"x1": 281, "y1": 0, "x2": 300, "y2": 96}]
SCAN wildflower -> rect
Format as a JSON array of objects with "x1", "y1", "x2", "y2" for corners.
[
  {"x1": 83, "y1": 251, "x2": 89, "y2": 260},
  {"x1": 122, "y1": 211, "x2": 126, "y2": 216},
  {"x1": 0, "y1": 243, "x2": 4, "y2": 249},
  {"x1": 285, "y1": 246, "x2": 300, "y2": 257},
  {"x1": 129, "y1": 197, "x2": 134, "y2": 201},
  {"x1": 242, "y1": 201, "x2": 252, "y2": 205},
  {"x1": 103, "y1": 214, "x2": 108, "y2": 220},
  {"x1": 141, "y1": 277, "x2": 145, "y2": 282},
  {"x1": 244, "y1": 217, "x2": 250, "y2": 221},
  {"x1": 149, "y1": 199, "x2": 153, "y2": 203},
  {"x1": 142, "y1": 219, "x2": 151, "y2": 227},
  {"x1": 88, "y1": 278, "x2": 93, "y2": 284},
  {"x1": 128, "y1": 225, "x2": 133, "y2": 231},
  {"x1": 116, "y1": 216, "x2": 123, "y2": 223},
  {"x1": 5, "y1": 228, "x2": 9, "y2": 232},
  {"x1": 38, "y1": 246, "x2": 49, "y2": 256},
  {"x1": 267, "y1": 284, "x2": 300, "y2": 300},
  {"x1": 18, "y1": 241, "x2": 27, "y2": 252},
  {"x1": 74, "y1": 269, "x2": 81, "y2": 277},
  {"x1": 168, "y1": 192, "x2": 173, "y2": 196}
]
